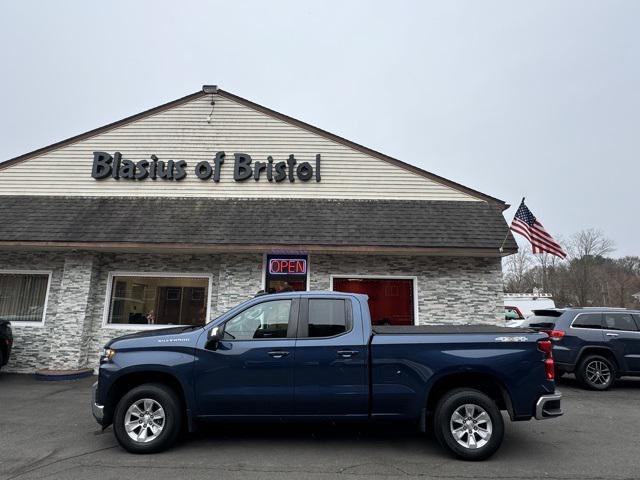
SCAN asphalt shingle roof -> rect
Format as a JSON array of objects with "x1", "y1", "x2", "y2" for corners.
[{"x1": 0, "y1": 196, "x2": 517, "y2": 252}]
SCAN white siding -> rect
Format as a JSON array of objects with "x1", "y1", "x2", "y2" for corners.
[{"x1": 0, "y1": 94, "x2": 479, "y2": 201}]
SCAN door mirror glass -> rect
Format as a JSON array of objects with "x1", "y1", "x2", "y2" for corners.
[{"x1": 205, "y1": 326, "x2": 224, "y2": 350}]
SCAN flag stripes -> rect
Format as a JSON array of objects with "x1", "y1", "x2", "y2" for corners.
[{"x1": 509, "y1": 200, "x2": 567, "y2": 258}]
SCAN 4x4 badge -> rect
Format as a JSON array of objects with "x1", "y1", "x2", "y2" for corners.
[{"x1": 495, "y1": 336, "x2": 528, "y2": 342}]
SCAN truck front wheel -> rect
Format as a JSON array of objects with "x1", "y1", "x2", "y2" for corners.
[
  {"x1": 113, "y1": 383, "x2": 182, "y2": 453},
  {"x1": 433, "y1": 388, "x2": 504, "y2": 461}
]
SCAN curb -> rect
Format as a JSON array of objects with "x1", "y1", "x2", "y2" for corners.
[{"x1": 34, "y1": 368, "x2": 94, "y2": 381}]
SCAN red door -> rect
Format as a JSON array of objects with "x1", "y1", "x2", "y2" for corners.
[{"x1": 332, "y1": 278, "x2": 414, "y2": 325}]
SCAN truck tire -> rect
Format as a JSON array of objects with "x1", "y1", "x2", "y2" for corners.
[
  {"x1": 113, "y1": 383, "x2": 182, "y2": 453},
  {"x1": 576, "y1": 354, "x2": 615, "y2": 390},
  {"x1": 433, "y1": 388, "x2": 504, "y2": 461}
]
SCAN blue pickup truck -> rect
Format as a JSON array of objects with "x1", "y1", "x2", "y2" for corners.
[{"x1": 92, "y1": 291, "x2": 562, "y2": 460}]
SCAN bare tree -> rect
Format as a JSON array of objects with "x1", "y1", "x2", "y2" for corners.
[
  {"x1": 605, "y1": 257, "x2": 640, "y2": 307},
  {"x1": 568, "y1": 229, "x2": 615, "y2": 259},
  {"x1": 533, "y1": 234, "x2": 567, "y2": 292},
  {"x1": 502, "y1": 228, "x2": 638, "y2": 308},
  {"x1": 567, "y1": 229, "x2": 616, "y2": 306},
  {"x1": 503, "y1": 246, "x2": 535, "y2": 292}
]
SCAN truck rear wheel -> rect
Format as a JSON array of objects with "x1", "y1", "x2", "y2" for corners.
[
  {"x1": 433, "y1": 388, "x2": 504, "y2": 461},
  {"x1": 113, "y1": 383, "x2": 182, "y2": 453}
]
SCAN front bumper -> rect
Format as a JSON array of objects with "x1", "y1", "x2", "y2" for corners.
[
  {"x1": 535, "y1": 391, "x2": 563, "y2": 420},
  {"x1": 91, "y1": 381, "x2": 104, "y2": 424}
]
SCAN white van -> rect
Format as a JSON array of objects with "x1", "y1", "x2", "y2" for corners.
[{"x1": 504, "y1": 293, "x2": 556, "y2": 326}]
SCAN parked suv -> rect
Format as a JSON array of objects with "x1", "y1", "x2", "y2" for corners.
[{"x1": 525, "y1": 308, "x2": 640, "y2": 390}]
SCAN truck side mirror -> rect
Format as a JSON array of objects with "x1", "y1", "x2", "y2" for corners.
[{"x1": 205, "y1": 326, "x2": 224, "y2": 350}]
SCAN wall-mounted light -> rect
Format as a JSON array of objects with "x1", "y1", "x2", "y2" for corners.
[
  {"x1": 203, "y1": 85, "x2": 217, "y2": 124},
  {"x1": 206, "y1": 98, "x2": 215, "y2": 123}
]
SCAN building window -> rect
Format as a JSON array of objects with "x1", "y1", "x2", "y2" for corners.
[
  {"x1": 331, "y1": 276, "x2": 416, "y2": 326},
  {"x1": 0, "y1": 272, "x2": 51, "y2": 324},
  {"x1": 105, "y1": 274, "x2": 210, "y2": 327}
]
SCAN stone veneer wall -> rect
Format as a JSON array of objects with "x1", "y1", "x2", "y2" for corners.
[
  {"x1": 82, "y1": 252, "x2": 261, "y2": 370},
  {"x1": 0, "y1": 252, "x2": 67, "y2": 373},
  {"x1": 2, "y1": 250, "x2": 503, "y2": 372}
]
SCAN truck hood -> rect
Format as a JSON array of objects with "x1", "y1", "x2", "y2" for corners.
[{"x1": 105, "y1": 325, "x2": 202, "y2": 348}]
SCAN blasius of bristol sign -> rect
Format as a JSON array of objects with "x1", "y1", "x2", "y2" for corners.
[{"x1": 91, "y1": 151, "x2": 321, "y2": 182}]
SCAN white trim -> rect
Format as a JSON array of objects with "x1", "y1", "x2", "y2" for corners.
[
  {"x1": 261, "y1": 253, "x2": 267, "y2": 291},
  {"x1": 0, "y1": 269, "x2": 52, "y2": 327},
  {"x1": 329, "y1": 274, "x2": 419, "y2": 325},
  {"x1": 101, "y1": 271, "x2": 213, "y2": 330}
]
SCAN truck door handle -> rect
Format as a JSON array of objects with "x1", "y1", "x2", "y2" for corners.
[
  {"x1": 267, "y1": 350, "x2": 290, "y2": 359},
  {"x1": 606, "y1": 333, "x2": 619, "y2": 337},
  {"x1": 337, "y1": 350, "x2": 359, "y2": 358}
]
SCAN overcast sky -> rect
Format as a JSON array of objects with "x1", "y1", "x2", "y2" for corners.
[{"x1": 1, "y1": 1, "x2": 638, "y2": 255}]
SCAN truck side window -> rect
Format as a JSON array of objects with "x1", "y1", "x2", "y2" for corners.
[
  {"x1": 572, "y1": 313, "x2": 602, "y2": 329},
  {"x1": 223, "y1": 300, "x2": 291, "y2": 340},
  {"x1": 307, "y1": 299, "x2": 349, "y2": 337},
  {"x1": 603, "y1": 313, "x2": 638, "y2": 331}
]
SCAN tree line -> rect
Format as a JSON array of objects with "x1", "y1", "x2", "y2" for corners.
[{"x1": 503, "y1": 228, "x2": 640, "y2": 308}]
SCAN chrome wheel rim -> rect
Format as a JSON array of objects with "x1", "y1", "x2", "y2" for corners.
[
  {"x1": 586, "y1": 360, "x2": 611, "y2": 386},
  {"x1": 450, "y1": 404, "x2": 493, "y2": 449},
  {"x1": 124, "y1": 398, "x2": 165, "y2": 443}
]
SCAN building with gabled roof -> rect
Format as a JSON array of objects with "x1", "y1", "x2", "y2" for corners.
[{"x1": 0, "y1": 85, "x2": 517, "y2": 373}]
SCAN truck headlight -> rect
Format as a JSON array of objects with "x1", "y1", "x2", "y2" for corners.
[{"x1": 100, "y1": 348, "x2": 116, "y2": 363}]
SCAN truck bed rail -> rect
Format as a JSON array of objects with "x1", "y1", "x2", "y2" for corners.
[{"x1": 372, "y1": 325, "x2": 535, "y2": 335}]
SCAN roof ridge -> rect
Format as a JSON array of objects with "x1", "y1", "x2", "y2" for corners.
[{"x1": 216, "y1": 88, "x2": 506, "y2": 206}]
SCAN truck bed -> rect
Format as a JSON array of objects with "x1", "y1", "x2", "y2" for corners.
[{"x1": 372, "y1": 324, "x2": 534, "y2": 335}]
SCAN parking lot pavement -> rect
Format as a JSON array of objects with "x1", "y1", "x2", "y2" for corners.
[{"x1": 1, "y1": 374, "x2": 639, "y2": 480}]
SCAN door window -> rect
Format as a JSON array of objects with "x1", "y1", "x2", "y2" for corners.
[
  {"x1": 572, "y1": 313, "x2": 602, "y2": 329},
  {"x1": 306, "y1": 299, "x2": 349, "y2": 338},
  {"x1": 603, "y1": 313, "x2": 638, "y2": 331},
  {"x1": 224, "y1": 300, "x2": 292, "y2": 340}
]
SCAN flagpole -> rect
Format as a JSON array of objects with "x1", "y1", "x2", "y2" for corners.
[{"x1": 499, "y1": 197, "x2": 524, "y2": 253}]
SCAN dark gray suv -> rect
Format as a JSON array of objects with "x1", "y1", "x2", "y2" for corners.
[{"x1": 521, "y1": 308, "x2": 640, "y2": 390}]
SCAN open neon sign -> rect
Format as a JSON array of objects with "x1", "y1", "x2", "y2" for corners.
[{"x1": 269, "y1": 258, "x2": 307, "y2": 275}]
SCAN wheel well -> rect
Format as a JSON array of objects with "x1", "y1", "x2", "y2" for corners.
[
  {"x1": 426, "y1": 373, "x2": 512, "y2": 416},
  {"x1": 577, "y1": 347, "x2": 619, "y2": 370},
  {"x1": 105, "y1": 371, "x2": 186, "y2": 425}
]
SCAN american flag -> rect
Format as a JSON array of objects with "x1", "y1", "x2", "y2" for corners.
[{"x1": 510, "y1": 200, "x2": 567, "y2": 258}]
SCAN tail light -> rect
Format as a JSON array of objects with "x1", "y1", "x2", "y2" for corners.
[
  {"x1": 548, "y1": 330, "x2": 565, "y2": 342},
  {"x1": 537, "y1": 339, "x2": 555, "y2": 381},
  {"x1": 539, "y1": 329, "x2": 564, "y2": 340}
]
